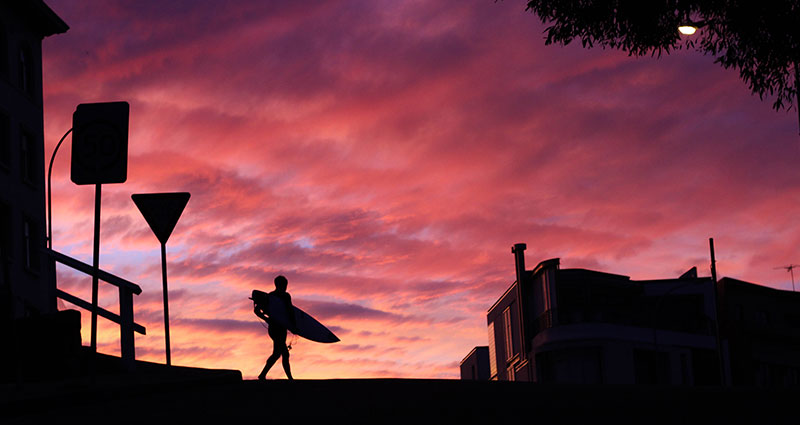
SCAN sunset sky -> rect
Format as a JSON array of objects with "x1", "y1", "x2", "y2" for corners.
[{"x1": 42, "y1": 1, "x2": 800, "y2": 379}]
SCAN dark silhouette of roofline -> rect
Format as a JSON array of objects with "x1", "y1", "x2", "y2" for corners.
[
  {"x1": 530, "y1": 257, "x2": 560, "y2": 276},
  {"x1": 719, "y1": 276, "x2": 800, "y2": 298},
  {"x1": 8, "y1": 0, "x2": 69, "y2": 37},
  {"x1": 459, "y1": 345, "x2": 488, "y2": 365},
  {"x1": 558, "y1": 268, "x2": 631, "y2": 281},
  {"x1": 486, "y1": 259, "x2": 556, "y2": 314}
]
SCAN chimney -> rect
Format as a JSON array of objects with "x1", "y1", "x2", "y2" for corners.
[
  {"x1": 512, "y1": 243, "x2": 527, "y2": 284},
  {"x1": 512, "y1": 242, "x2": 530, "y2": 354}
]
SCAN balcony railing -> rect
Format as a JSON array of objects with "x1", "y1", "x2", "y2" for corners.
[{"x1": 532, "y1": 308, "x2": 714, "y2": 336}]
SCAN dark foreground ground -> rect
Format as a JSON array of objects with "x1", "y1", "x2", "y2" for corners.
[{"x1": 4, "y1": 368, "x2": 800, "y2": 424}]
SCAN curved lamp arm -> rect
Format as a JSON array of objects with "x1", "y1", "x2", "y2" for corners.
[{"x1": 47, "y1": 128, "x2": 72, "y2": 249}]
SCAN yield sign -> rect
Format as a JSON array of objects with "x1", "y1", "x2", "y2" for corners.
[{"x1": 131, "y1": 192, "x2": 191, "y2": 244}]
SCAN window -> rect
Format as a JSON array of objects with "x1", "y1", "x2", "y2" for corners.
[
  {"x1": 507, "y1": 364, "x2": 516, "y2": 382},
  {"x1": 20, "y1": 130, "x2": 36, "y2": 184},
  {"x1": 537, "y1": 348, "x2": 603, "y2": 384},
  {"x1": 0, "y1": 202, "x2": 7, "y2": 286},
  {"x1": 734, "y1": 304, "x2": 744, "y2": 321},
  {"x1": 18, "y1": 44, "x2": 34, "y2": 95},
  {"x1": 0, "y1": 112, "x2": 9, "y2": 169},
  {"x1": 503, "y1": 306, "x2": 514, "y2": 359},
  {"x1": 542, "y1": 271, "x2": 552, "y2": 311},
  {"x1": 0, "y1": 201, "x2": 10, "y2": 261},
  {"x1": 756, "y1": 363, "x2": 771, "y2": 387},
  {"x1": 680, "y1": 353, "x2": 690, "y2": 385},
  {"x1": 488, "y1": 322, "x2": 497, "y2": 379},
  {"x1": 634, "y1": 349, "x2": 670, "y2": 385},
  {"x1": 0, "y1": 22, "x2": 8, "y2": 78},
  {"x1": 23, "y1": 217, "x2": 39, "y2": 271},
  {"x1": 757, "y1": 310, "x2": 770, "y2": 326}
]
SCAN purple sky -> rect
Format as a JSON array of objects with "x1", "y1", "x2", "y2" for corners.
[{"x1": 41, "y1": 0, "x2": 800, "y2": 378}]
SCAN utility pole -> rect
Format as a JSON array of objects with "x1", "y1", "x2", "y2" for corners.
[{"x1": 709, "y1": 238, "x2": 728, "y2": 387}]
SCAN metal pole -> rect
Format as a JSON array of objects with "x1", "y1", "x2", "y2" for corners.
[
  {"x1": 161, "y1": 242, "x2": 171, "y2": 366},
  {"x1": 119, "y1": 285, "x2": 135, "y2": 371},
  {"x1": 90, "y1": 183, "x2": 101, "y2": 352},
  {"x1": 46, "y1": 128, "x2": 73, "y2": 249},
  {"x1": 709, "y1": 238, "x2": 728, "y2": 386},
  {"x1": 710, "y1": 237, "x2": 718, "y2": 290}
]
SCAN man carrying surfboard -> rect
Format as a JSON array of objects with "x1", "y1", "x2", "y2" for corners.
[{"x1": 254, "y1": 275, "x2": 296, "y2": 380}]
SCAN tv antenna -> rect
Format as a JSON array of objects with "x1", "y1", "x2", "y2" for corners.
[{"x1": 774, "y1": 264, "x2": 799, "y2": 292}]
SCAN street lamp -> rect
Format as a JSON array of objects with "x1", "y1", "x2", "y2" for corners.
[{"x1": 46, "y1": 101, "x2": 129, "y2": 353}]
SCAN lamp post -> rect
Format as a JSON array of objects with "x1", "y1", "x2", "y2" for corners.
[
  {"x1": 651, "y1": 239, "x2": 728, "y2": 386},
  {"x1": 47, "y1": 102, "x2": 129, "y2": 354},
  {"x1": 47, "y1": 128, "x2": 72, "y2": 249}
]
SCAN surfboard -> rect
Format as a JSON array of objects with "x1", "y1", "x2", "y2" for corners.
[{"x1": 251, "y1": 290, "x2": 340, "y2": 343}]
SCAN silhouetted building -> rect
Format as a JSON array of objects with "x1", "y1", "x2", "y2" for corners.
[
  {"x1": 460, "y1": 346, "x2": 489, "y2": 380},
  {"x1": 465, "y1": 243, "x2": 800, "y2": 387},
  {"x1": 0, "y1": 0, "x2": 71, "y2": 381},
  {"x1": 485, "y1": 244, "x2": 721, "y2": 384},
  {"x1": 0, "y1": 0, "x2": 67, "y2": 322},
  {"x1": 717, "y1": 277, "x2": 800, "y2": 386}
]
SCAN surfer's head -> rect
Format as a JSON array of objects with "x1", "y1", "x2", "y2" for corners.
[{"x1": 274, "y1": 275, "x2": 288, "y2": 292}]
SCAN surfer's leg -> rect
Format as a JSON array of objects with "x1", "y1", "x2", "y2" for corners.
[
  {"x1": 281, "y1": 347, "x2": 293, "y2": 380},
  {"x1": 258, "y1": 355, "x2": 279, "y2": 379},
  {"x1": 258, "y1": 338, "x2": 283, "y2": 379}
]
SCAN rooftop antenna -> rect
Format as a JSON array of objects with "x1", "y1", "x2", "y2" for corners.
[{"x1": 774, "y1": 265, "x2": 798, "y2": 292}]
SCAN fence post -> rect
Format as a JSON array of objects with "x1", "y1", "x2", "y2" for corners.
[{"x1": 119, "y1": 285, "x2": 135, "y2": 371}]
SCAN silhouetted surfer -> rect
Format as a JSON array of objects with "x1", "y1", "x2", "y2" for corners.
[{"x1": 254, "y1": 275, "x2": 296, "y2": 380}]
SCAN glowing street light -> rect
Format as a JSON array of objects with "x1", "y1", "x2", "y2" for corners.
[{"x1": 678, "y1": 25, "x2": 697, "y2": 35}]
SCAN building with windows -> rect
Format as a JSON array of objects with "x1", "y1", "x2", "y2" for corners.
[
  {"x1": 1, "y1": 0, "x2": 67, "y2": 322},
  {"x1": 460, "y1": 346, "x2": 489, "y2": 380},
  {"x1": 717, "y1": 277, "x2": 800, "y2": 386},
  {"x1": 463, "y1": 243, "x2": 800, "y2": 386},
  {"x1": 0, "y1": 1, "x2": 70, "y2": 380}
]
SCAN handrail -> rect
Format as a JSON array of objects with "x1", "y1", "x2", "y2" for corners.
[
  {"x1": 46, "y1": 248, "x2": 141, "y2": 294},
  {"x1": 46, "y1": 248, "x2": 144, "y2": 370},
  {"x1": 56, "y1": 289, "x2": 146, "y2": 334}
]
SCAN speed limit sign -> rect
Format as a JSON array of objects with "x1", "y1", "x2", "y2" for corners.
[{"x1": 70, "y1": 101, "x2": 129, "y2": 185}]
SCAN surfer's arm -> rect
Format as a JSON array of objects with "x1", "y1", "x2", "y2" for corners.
[
  {"x1": 285, "y1": 294, "x2": 297, "y2": 330},
  {"x1": 254, "y1": 305, "x2": 268, "y2": 321}
]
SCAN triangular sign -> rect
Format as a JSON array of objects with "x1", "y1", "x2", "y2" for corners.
[{"x1": 132, "y1": 192, "x2": 191, "y2": 244}]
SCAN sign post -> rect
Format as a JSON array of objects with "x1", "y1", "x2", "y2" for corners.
[
  {"x1": 70, "y1": 101, "x2": 129, "y2": 353},
  {"x1": 132, "y1": 192, "x2": 190, "y2": 365}
]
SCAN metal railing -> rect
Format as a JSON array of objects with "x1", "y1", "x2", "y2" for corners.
[{"x1": 46, "y1": 248, "x2": 146, "y2": 370}]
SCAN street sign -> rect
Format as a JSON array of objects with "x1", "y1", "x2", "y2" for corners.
[
  {"x1": 70, "y1": 101, "x2": 130, "y2": 354},
  {"x1": 132, "y1": 191, "x2": 190, "y2": 366},
  {"x1": 71, "y1": 101, "x2": 129, "y2": 185},
  {"x1": 131, "y1": 192, "x2": 191, "y2": 244}
]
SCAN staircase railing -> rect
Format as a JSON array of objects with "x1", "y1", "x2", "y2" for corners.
[{"x1": 45, "y1": 248, "x2": 146, "y2": 370}]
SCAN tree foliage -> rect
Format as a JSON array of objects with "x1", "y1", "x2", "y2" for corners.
[{"x1": 525, "y1": 0, "x2": 800, "y2": 112}]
